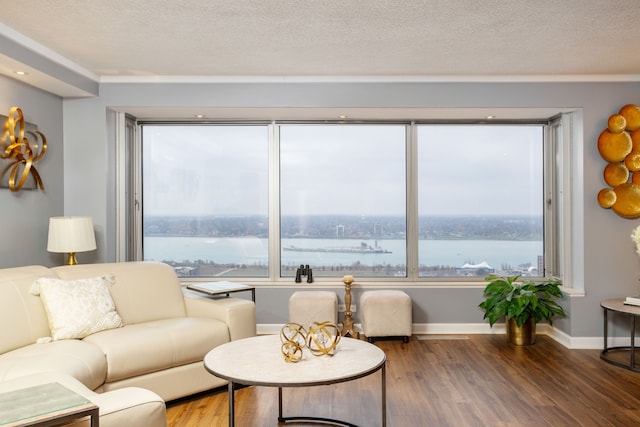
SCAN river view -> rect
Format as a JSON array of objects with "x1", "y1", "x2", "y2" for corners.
[{"x1": 144, "y1": 236, "x2": 543, "y2": 277}]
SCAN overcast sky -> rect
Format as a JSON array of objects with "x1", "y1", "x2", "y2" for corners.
[{"x1": 142, "y1": 124, "x2": 543, "y2": 217}]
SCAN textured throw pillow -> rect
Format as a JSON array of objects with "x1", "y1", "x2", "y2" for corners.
[{"x1": 31, "y1": 275, "x2": 123, "y2": 340}]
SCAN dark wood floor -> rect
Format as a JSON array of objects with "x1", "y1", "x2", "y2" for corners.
[{"x1": 166, "y1": 334, "x2": 640, "y2": 426}]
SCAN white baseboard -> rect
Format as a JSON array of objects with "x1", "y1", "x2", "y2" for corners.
[{"x1": 257, "y1": 323, "x2": 607, "y2": 350}]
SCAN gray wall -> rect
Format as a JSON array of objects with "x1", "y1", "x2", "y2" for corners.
[
  {"x1": 4, "y1": 77, "x2": 640, "y2": 340},
  {"x1": 59, "y1": 80, "x2": 640, "y2": 339},
  {"x1": 0, "y1": 74, "x2": 64, "y2": 267}
]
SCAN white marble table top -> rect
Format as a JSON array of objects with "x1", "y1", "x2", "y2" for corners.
[
  {"x1": 602, "y1": 298, "x2": 640, "y2": 315},
  {"x1": 204, "y1": 334, "x2": 386, "y2": 387}
]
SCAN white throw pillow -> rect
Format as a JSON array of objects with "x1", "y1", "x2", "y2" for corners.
[{"x1": 31, "y1": 275, "x2": 123, "y2": 340}]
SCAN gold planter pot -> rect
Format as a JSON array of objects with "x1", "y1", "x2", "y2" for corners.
[{"x1": 506, "y1": 317, "x2": 536, "y2": 345}]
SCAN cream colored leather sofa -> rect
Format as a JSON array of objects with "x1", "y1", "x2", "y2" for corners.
[{"x1": 0, "y1": 261, "x2": 256, "y2": 426}]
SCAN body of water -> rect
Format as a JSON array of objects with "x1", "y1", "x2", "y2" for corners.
[{"x1": 144, "y1": 236, "x2": 542, "y2": 272}]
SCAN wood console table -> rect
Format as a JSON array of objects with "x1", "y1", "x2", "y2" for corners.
[{"x1": 601, "y1": 298, "x2": 640, "y2": 372}]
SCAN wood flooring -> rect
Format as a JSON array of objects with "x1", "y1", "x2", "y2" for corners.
[{"x1": 166, "y1": 334, "x2": 640, "y2": 426}]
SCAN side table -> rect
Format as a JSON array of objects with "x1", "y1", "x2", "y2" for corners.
[
  {"x1": 186, "y1": 281, "x2": 255, "y2": 302},
  {"x1": 601, "y1": 298, "x2": 640, "y2": 372},
  {"x1": 0, "y1": 382, "x2": 99, "y2": 427}
]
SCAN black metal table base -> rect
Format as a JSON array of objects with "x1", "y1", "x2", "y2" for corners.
[
  {"x1": 277, "y1": 387, "x2": 359, "y2": 427},
  {"x1": 278, "y1": 415, "x2": 358, "y2": 427},
  {"x1": 601, "y1": 304, "x2": 640, "y2": 372},
  {"x1": 226, "y1": 362, "x2": 386, "y2": 426}
]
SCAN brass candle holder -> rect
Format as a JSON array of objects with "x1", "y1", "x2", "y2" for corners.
[{"x1": 341, "y1": 275, "x2": 358, "y2": 338}]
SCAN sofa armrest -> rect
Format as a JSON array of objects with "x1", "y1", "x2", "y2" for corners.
[
  {"x1": 77, "y1": 387, "x2": 166, "y2": 427},
  {"x1": 0, "y1": 372, "x2": 166, "y2": 427},
  {"x1": 183, "y1": 291, "x2": 256, "y2": 341}
]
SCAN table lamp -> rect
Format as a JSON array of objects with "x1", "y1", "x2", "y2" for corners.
[{"x1": 47, "y1": 216, "x2": 97, "y2": 265}]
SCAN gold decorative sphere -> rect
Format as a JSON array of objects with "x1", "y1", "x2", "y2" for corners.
[
  {"x1": 612, "y1": 183, "x2": 640, "y2": 219},
  {"x1": 281, "y1": 341, "x2": 304, "y2": 363},
  {"x1": 597, "y1": 188, "x2": 616, "y2": 209},
  {"x1": 620, "y1": 104, "x2": 640, "y2": 131},
  {"x1": 306, "y1": 322, "x2": 341, "y2": 357},
  {"x1": 603, "y1": 162, "x2": 629, "y2": 186},
  {"x1": 280, "y1": 323, "x2": 308, "y2": 363},
  {"x1": 608, "y1": 114, "x2": 627, "y2": 133},
  {"x1": 597, "y1": 129, "x2": 633, "y2": 162},
  {"x1": 625, "y1": 152, "x2": 640, "y2": 172},
  {"x1": 280, "y1": 322, "x2": 307, "y2": 347}
]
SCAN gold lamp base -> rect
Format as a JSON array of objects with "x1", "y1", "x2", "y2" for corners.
[{"x1": 65, "y1": 252, "x2": 78, "y2": 265}]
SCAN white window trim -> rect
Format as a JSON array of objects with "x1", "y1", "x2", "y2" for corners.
[{"x1": 115, "y1": 113, "x2": 579, "y2": 286}]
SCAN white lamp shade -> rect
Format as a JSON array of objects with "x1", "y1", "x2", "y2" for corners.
[{"x1": 47, "y1": 216, "x2": 97, "y2": 253}]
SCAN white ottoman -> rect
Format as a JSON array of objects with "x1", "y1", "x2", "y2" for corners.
[
  {"x1": 289, "y1": 291, "x2": 338, "y2": 328},
  {"x1": 360, "y1": 290, "x2": 412, "y2": 343}
]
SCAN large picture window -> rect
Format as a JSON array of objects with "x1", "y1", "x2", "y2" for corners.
[
  {"x1": 138, "y1": 120, "x2": 554, "y2": 282},
  {"x1": 417, "y1": 125, "x2": 544, "y2": 278},
  {"x1": 142, "y1": 125, "x2": 269, "y2": 277},
  {"x1": 280, "y1": 125, "x2": 407, "y2": 278}
]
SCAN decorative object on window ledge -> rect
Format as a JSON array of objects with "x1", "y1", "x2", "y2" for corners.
[
  {"x1": 597, "y1": 103, "x2": 640, "y2": 218},
  {"x1": 47, "y1": 216, "x2": 97, "y2": 265},
  {"x1": 341, "y1": 275, "x2": 358, "y2": 338},
  {"x1": 0, "y1": 107, "x2": 47, "y2": 191},
  {"x1": 294, "y1": 264, "x2": 313, "y2": 283}
]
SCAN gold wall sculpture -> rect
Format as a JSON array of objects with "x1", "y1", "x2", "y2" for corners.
[
  {"x1": 597, "y1": 104, "x2": 640, "y2": 218},
  {"x1": 1, "y1": 107, "x2": 47, "y2": 191}
]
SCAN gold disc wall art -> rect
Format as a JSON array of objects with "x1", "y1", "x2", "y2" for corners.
[{"x1": 597, "y1": 104, "x2": 640, "y2": 218}]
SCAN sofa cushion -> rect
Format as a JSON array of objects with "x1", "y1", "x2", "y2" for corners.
[
  {"x1": 31, "y1": 276, "x2": 123, "y2": 340},
  {"x1": 83, "y1": 317, "x2": 230, "y2": 383},
  {"x1": 53, "y1": 262, "x2": 187, "y2": 325},
  {"x1": 0, "y1": 339, "x2": 107, "y2": 390},
  {"x1": 0, "y1": 266, "x2": 55, "y2": 354}
]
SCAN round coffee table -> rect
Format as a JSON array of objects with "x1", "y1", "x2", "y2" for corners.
[{"x1": 204, "y1": 334, "x2": 386, "y2": 427}]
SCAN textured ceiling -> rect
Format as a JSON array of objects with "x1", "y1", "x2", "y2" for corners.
[{"x1": 1, "y1": 0, "x2": 640, "y2": 82}]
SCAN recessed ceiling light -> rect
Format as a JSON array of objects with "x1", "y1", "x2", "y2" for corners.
[
  {"x1": 15, "y1": 71, "x2": 26, "y2": 75},
  {"x1": 195, "y1": 114, "x2": 205, "y2": 119},
  {"x1": 338, "y1": 115, "x2": 348, "y2": 119},
  {"x1": 485, "y1": 115, "x2": 495, "y2": 120}
]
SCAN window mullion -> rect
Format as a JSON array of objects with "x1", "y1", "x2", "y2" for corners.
[
  {"x1": 406, "y1": 123, "x2": 419, "y2": 279},
  {"x1": 269, "y1": 122, "x2": 281, "y2": 281}
]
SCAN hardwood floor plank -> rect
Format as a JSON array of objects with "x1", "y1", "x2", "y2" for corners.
[{"x1": 166, "y1": 334, "x2": 640, "y2": 426}]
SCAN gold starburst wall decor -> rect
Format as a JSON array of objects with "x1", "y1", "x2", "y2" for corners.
[{"x1": 1, "y1": 107, "x2": 47, "y2": 192}]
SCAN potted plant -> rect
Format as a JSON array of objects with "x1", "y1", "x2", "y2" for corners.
[{"x1": 478, "y1": 274, "x2": 566, "y2": 345}]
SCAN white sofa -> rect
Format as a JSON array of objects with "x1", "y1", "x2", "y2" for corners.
[{"x1": 0, "y1": 261, "x2": 256, "y2": 426}]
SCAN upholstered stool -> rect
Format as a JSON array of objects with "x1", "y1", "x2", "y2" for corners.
[
  {"x1": 289, "y1": 291, "x2": 338, "y2": 328},
  {"x1": 360, "y1": 290, "x2": 412, "y2": 343}
]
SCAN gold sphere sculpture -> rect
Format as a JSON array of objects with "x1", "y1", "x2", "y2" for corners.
[
  {"x1": 280, "y1": 322, "x2": 307, "y2": 347},
  {"x1": 281, "y1": 341, "x2": 304, "y2": 363},
  {"x1": 306, "y1": 321, "x2": 341, "y2": 357},
  {"x1": 280, "y1": 323, "x2": 307, "y2": 363}
]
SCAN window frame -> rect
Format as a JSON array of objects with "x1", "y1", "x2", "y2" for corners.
[{"x1": 118, "y1": 116, "x2": 571, "y2": 286}]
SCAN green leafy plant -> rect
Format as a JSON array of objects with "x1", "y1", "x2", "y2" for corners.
[{"x1": 479, "y1": 274, "x2": 566, "y2": 328}]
